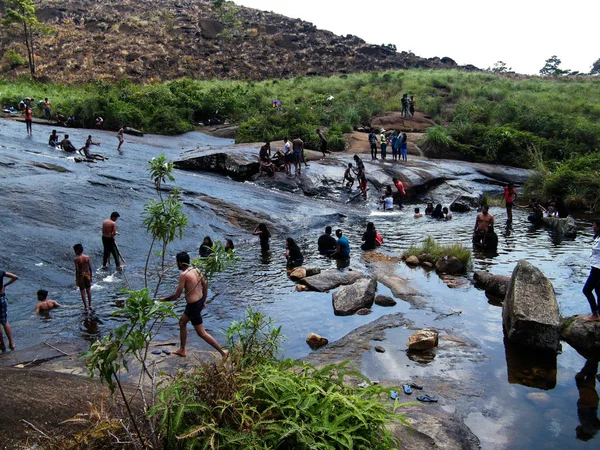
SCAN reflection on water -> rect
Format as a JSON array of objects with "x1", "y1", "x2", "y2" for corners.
[
  {"x1": 505, "y1": 338, "x2": 557, "y2": 390},
  {"x1": 576, "y1": 359, "x2": 600, "y2": 442}
]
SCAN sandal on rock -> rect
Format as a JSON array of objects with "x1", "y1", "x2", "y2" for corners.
[
  {"x1": 417, "y1": 394, "x2": 438, "y2": 403},
  {"x1": 390, "y1": 390, "x2": 399, "y2": 400},
  {"x1": 151, "y1": 350, "x2": 161, "y2": 355},
  {"x1": 410, "y1": 383, "x2": 423, "y2": 390},
  {"x1": 402, "y1": 384, "x2": 412, "y2": 395},
  {"x1": 162, "y1": 349, "x2": 171, "y2": 355}
]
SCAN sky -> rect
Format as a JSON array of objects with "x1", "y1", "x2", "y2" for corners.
[{"x1": 234, "y1": 0, "x2": 599, "y2": 75}]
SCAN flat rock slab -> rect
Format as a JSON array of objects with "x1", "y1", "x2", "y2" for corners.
[{"x1": 300, "y1": 269, "x2": 365, "y2": 292}]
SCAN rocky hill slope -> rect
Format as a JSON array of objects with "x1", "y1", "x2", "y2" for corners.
[{"x1": 0, "y1": 0, "x2": 477, "y2": 83}]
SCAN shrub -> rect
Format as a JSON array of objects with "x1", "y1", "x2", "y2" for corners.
[
  {"x1": 403, "y1": 236, "x2": 472, "y2": 267},
  {"x1": 2, "y1": 49, "x2": 26, "y2": 69}
]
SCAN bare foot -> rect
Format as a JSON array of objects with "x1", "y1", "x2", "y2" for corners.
[
  {"x1": 9, "y1": 343, "x2": 15, "y2": 351},
  {"x1": 173, "y1": 349, "x2": 186, "y2": 357},
  {"x1": 584, "y1": 314, "x2": 600, "y2": 322},
  {"x1": 221, "y1": 349, "x2": 228, "y2": 358},
  {"x1": 101, "y1": 266, "x2": 107, "y2": 270},
  {"x1": 116, "y1": 265, "x2": 124, "y2": 270}
]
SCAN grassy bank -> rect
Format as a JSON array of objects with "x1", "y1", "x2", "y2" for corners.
[
  {"x1": 2, "y1": 70, "x2": 600, "y2": 159},
  {"x1": 403, "y1": 236, "x2": 472, "y2": 267}
]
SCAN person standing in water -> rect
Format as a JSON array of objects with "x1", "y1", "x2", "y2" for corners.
[
  {"x1": 0, "y1": 270, "x2": 18, "y2": 351},
  {"x1": 160, "y1": 252, "x2": 227, "y2": 358},
  {"x1": 117, "y1": 126, "x2": 125, "y2": 151},
  {"x1": 583, "y1": 219, "x2": 600, "y2": 322},
  {"x1": 316, "y1": 128, "x2": 330, "y2": 157},
  {"x1": 102, "y1": 211, "x2": 123, "y2": 270},
  {"x1": 253, "y1": 223, "x2": 271, "y2": 252},
  {"x1": 504, "y1": 183, "x2": 517, "y2": 222},
  {"x1": 24, "y1": 103, "x2": 33, "y2": 136},
  {"x1": 74, "y1": 243, "x2": 93, "y2": 310}
]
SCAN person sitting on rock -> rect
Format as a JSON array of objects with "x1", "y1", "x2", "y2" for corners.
[
  {"x1": 259, "y1": 141, "x2": 275, "y2": 177},
  {"x1": 79, "y1": 135, "x2": 107, "y2": 161},
  {"x1": 60, "y1": 134, "x2": 77, "y2": 152},
  {"x1": 343, "y1": 163, "x2": 355, "y2": 188}
]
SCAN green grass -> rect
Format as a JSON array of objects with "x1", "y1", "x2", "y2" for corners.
[{"x1": 403, "y1": 236, "x2": 472, "y2": 267}]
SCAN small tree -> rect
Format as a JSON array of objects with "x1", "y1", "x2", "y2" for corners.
[
  {"x1": 539, "y1": 55, "x2": 569, "y2": 76},
  {"x1": 590, "y1": 58, "x2": 600, "y2": 75},
  {"x1": 490, "y1": 61, "x2": 511, "y2": 74},
  {"x1": 2, "y1": 0, "x2": 51, "y2": 78}
]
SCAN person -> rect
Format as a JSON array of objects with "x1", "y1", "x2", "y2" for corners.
[
  {"x1": 431, "y1": 204, "x2": 444, "y2": 219},
  {"x1": 392, "y1": 177, "x2": 406, "y2": 208},
  {"x1": 343, "y1": 163, "x2": 355, "y2": 188},
  {"x1": 391, "y1": 132, "x2": 399, "y2": 161},
  {"x1": 361, "y1": 222, "x2": 378, "y2": 251},
  {"x1": 330, "y1": 229, "x2": 350, "y2": 259},
  {"x1": 318, "y1": 226, "x2": 337, "y2": 255},
  {"x1": 35, "y1": 290, "x2": 61, "y2": 314},
  {"x1": 353, "y1": 154, "x2": 365, "y2": 171},
  {"x1": 60, "y1": 134, "x2": 77, "y2": 152},
  {"x1": 582, "y1": 219, "x2": 600, "y2": 322},
  {"x1": 272, "y1": 148, "x2": 286, "y2": 172},
  {"x1": 48, "y1": 130, "x2": 59, "y2": 146},
  {"x1": 368, "y1": 129, "x2": 378, "y2": 160},
  {"x1": 285, "y1": 237, "x2": 304, "y2": 267},
  {"x1": 42, "y1": 98, "x2": 52, "y2": 119},
  {"x1": 258, "y1": 141, "x2": 275, "y2": 177},
  {"x1": 316, "y1": 128, "x2": 329, "y2": 157},
  {"x1": 160, "y1": 252, "x2": 227, "y2": 358},
  {"x1": 283, "y1": 137, "x2": 292, "y2": 175},
  {"x1": 414, "y1": 207, "x2": 423, "y2": 218},
  {"x1": 117, "y1": 126, "x2": 125, "y2": 151},
  {"x1": 574, "y1": 359, "x2": 600, "y2": 441},
  {"x1": 199, "y1": 236, "x2": 214, "y2": 257},
  {"x1": 0, "y1": 270, "x2": 18, "y2": 351},
  {"x1": 224, "y1": 239, "x2": 235, "y2": 252},
  {"x1": 473, "y1": 205, "x2": 495, "y2": 247},
  {"x1": 102, "y1": 211, "x2": 123, "y2": 270},
  {"x1": 381, "y1": 186, "x2": 394, "y2": 211},
  {"x1": 80, "y1": 135, "x2": 106, "y2": 161},
  {"x1": 73, "y1": 243, "x2": 93, "y2": 309},
  {"x1": 443, "y1": 207, "x2": 453, "y2": 220},
  {"x1": 380, "y1": 129, "x2": 387, "y2": 160},
  {"x1": 95, "y1": 116, "x2": 104, "y2": 129},
  {"x1": 24, "y1": 103, "x2": 33, "y2": 136},
  {"x1": 409, "y1": 96, "x2": 416, "y2": 117},
  {"x1": 527, "y1": 202, "x2": 545, "y2": 224},
  {"x1": 292, "y1": 135, "x2": 304, "y2": 175},
  {"x1": 425, "y1": 202, "x2": 434, "y2": 215},
  {"x1": 66, "y1": 115, "x2": 76, "y2": 127},
  {"x1": 400, "y1": 132, "x2": 408, "y2": 162},
  {"x1": 401, "y1": 94, "x2": 410, "y2": 117},
  {"x1": 504, "y1": 183, "x2": 517, "y2": 222},
  {"x1": 253, "y1": 223, "x2": 271, "y2": 252},
  {"x1": 357, "y1": 164, "x2": 368, "y2": 200}
]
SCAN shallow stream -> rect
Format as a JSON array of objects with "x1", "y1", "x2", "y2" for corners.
[{"x1": 0, "y1": 117, "x2": 598, "y2": 449}]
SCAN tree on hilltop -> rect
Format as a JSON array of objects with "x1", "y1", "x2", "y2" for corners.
[
  {"x1": 489, "y1": 61, "x2": 512, "y2": 74},
  {"x1": 591, "y1": 58, "x2": 600, "y2": 75},
  {"x1": 539, "y1": 55, "x2": 569, "y2": 76},
  {"x1": 2, "y1": 0, "x2": 52, "y2": 78}
]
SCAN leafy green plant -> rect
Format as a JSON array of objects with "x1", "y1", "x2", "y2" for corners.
[
  {"x1": 403, "y1": 236, "x2": 472, "y2": 267},
  {"x1": 152, "y1": 309, "x2": 408, "y2": 449},
  {"x1": 2, "y1": 49, "x2": 26, "y2": 69}
]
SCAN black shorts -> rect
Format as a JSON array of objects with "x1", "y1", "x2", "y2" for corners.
[{"x1": 184, "y1": 300, "x2": 204, "y2": 326}]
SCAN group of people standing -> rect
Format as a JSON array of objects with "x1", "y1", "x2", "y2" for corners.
[{"x1": 368, "y1": 128, "x2": 408, "y2": 161}]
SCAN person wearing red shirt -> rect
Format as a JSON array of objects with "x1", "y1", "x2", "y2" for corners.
[
  {"x1": 392, "y1": 177, "x2": 406, "y2": 209},
  {"x1": 504, "y1": 183, "x2": 517, "y2": 222}
]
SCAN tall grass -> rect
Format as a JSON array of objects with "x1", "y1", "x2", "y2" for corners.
[{"x1": 403, "y1": 236, "x2": 472, "y2": 267}]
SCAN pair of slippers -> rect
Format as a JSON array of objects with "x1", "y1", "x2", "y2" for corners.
[
  {"x1": 151, "y1": 349, "x2": 171, "y2": 355},
  {"x1": 416, "y1": 394, "x2": 438, "y2": 403},
  {"x1": 402, "y1": 383, "x2": 423, "y2": 394}
]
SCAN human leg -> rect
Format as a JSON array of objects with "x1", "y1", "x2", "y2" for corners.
[
  {"x1": 174, "y1": 314, "x2": 190, "y2": 356},
  {"x1": 79, "y1": 288, "x2": 88, "y2": 309},
  {"x1": 583, "y1": 268, "x2": 600, "y2": 319},
  {"x1": 86, "y1": 287, "x2": 92, "y2": 309},
  {"x1": 102, "y1": 237, "x2": 112, "y2": 268},
  {"x1": 110, "y1": 244, "x2": 122, "y2": 268},
  {"x1": 194, "y1": 323, "x2": 227, "y2": 357},
  {"x1": 3, "y1": 323, "x2": 14, "y2": 350},
  {"x1": 506, "y1": 203, "x2": 513, "y2": 221}
]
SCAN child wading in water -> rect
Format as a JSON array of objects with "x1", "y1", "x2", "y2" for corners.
[
  {"x1": 74, "y1": 243, "x2": 93, "y2": 310},
  {"x1": 35, "y1": 290, "x2": 61, "y2": 314}
]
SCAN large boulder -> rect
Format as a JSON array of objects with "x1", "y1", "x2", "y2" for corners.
[
  {"x1": 300, "y1": 270, "x2": 365, "y2": 292},
  {"x1": 435, "y1": 255, "x2": 466, "y2": 275},
  {"x1": 450, "y1": 193, "x2": 480, "y2": 212},
  {"x1": 541, "y1": 216, "x2": 577, "y2": 236},
  {"x1": 473, "y1": 271, "x2": 510, "y2": 301},
  {"x1": 332, "y1": 278, "x2": 377, "y2": 316},
  {"x1": 502, "y1": 260, "x2": 561, "y2": 352},
  {"x1": 174, "y1": 145, "x2": 259, "y2": 180},
  {"x1": 560, "y1": 315, "x2": 600, "y2": 358}
]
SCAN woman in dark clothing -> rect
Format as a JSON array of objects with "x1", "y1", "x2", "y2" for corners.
[
  {"x1": 253, "y1": 223, "x2": 271, "y2": 252},
  {"x1": 425, "y1": 203, "x2": 434, "y2": 215},
  {"x1": 431, "y1": 204, "x2": 444, "y2": 219},
  {"x1": 199, "y1": 236, "x2": 214, "y2": 257},
  {"x1": 285, "y1": 237, "x2": 304, "y2": 267},
  {"x1": 361, "y1": 222, "x2": 378, "y2": 251}
]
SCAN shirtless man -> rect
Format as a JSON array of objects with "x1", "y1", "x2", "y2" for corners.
[
  {"x1": 102, "y1": 212, "x2": 123, "y2": 270},
  {"x1": 117, "y1": 126, "x2": 125, "y2": 151},
  {"x1": 74, "y1": 243, "x2": 93, "y2": 309},
  {"x1": 473, "y1": 205, "x2": 495, "y2": 246},
  {"x1": 35, "y1": 290, "x2": 61, "y2": 314},
  {"x1": 342, "y1": 163, "x2": 355, "y2": 188},
  {"x1": 292, "y1": 136, "x2": 304, "y2": 174},
  {"x1": 160, "y1": 252, "x2": 227, "y2": 358},
  {"x1": 79, "y1": 135, "x2": 106, "y2": 161},
  {"x1": 60, "y1": 134, "x2": 77, "y2": 153}
]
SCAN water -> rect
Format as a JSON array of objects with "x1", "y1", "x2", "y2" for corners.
[{"x1": 0, "y1": 117, "x2": 598, "y2": 449}]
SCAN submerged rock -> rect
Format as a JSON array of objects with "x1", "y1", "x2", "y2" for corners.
[
  {"x1": 560, "y1": 315, "x2": 600, "y2": 358},
  {"x1": 332, "y1": 277, "x2": 377, "y2": 316},
  {"x1": 407, "y1": 329, "x2": 439, "y2": 351},
  {"x1": 374, "y1": 295, "x2": 397, "y2": 307},
  {"x1": 436, "y1": 255, "x2": 466, "y2": 275},
  {"x1": 404, "y1": 255, "x2": 420, "y2": 266},
  {"x1": 502, "y1": 260, "x2": 561, "y2": 353},
  {"x1": 473, "y1": 271, "x2": 510, "y2": 301},
  {"x1": 300, "y1": 269, "x2": 365, "y2": 292}
]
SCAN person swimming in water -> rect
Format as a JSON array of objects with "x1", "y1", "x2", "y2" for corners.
[
  {"x1": 35, "y1": 290, "x2": 61, "y2": 314},
  {"x1": 285, "y1": 237, "x2": 304, "y2": 267}
]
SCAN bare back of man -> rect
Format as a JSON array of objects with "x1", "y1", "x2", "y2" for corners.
[{"x1": 475, "y1": 212, "x2": 494, "y2": 233}]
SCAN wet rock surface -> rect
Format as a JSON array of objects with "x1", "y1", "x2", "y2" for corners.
[
  {"x1": 503, "y1": 260, "x2": 561, "y2": 352},
  {"x1": 407, "y1": 329, "x2": 440, "y2": 350},
  {"x1": 473, "y1": 270, "x2": 510, "y2": 300},
  {"x1": 435, "y1": 255, "x2": 466, "y2": 275},
  {"x1": 332, "y1": 277, "x2": 377, "y2": 316},
  {"x1": 300, "y1": 269, "x2": 365, "y2": 292},
  {"x1": 560, "y1": 315, "x2": 600, "y2": 358}
]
